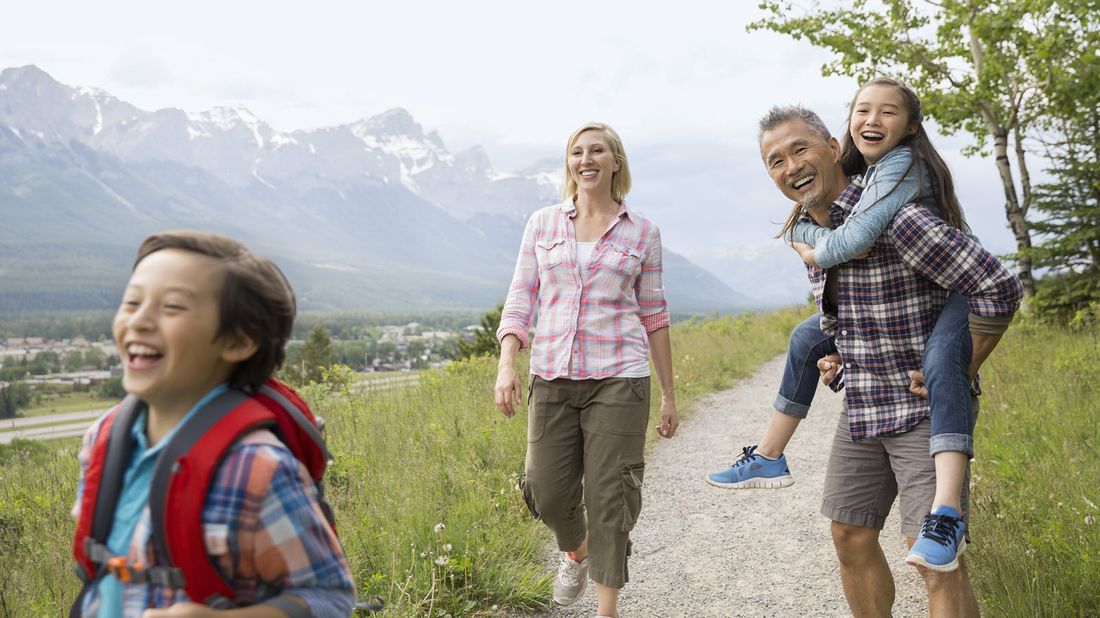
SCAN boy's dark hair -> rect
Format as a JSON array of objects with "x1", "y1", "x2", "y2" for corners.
[{"x1": 133, "y1": 231, "x2": 296, "y2": 390}]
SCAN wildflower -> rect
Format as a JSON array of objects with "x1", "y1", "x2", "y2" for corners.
[
  {"x1": 435, "y1": 556, "x2": 449, "y2": 566},
  {"x1": 443, "y1": 544, "x2": 453, "y2": 552},
  {"x1": 434, "y1": 522, "x2": 445, "y2": 533},
  {"x1": 1087, "y1": 515, "x2": 1095, "y2": 526},
  {"x1": 420, "y1": 551, "x2": 428, "y2": 558}
]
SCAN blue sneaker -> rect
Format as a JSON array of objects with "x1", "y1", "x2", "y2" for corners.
[
  {"x1": 705, "y1": 445, "x2": 794, "y2": 489},
  {"x1": 905, "y1": 505, "x2": 967, "y2": 572}
]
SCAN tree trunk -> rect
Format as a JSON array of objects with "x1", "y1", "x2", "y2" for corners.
[
  {"x1": 989, "y1": 126, "x2": 1037, "y2": 296},
  {"x1": 969, "y1": 21, "x2": 1036, "y2": 297}
]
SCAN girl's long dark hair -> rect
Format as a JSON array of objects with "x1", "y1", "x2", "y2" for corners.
[{"x1": 840, "y1": 76, "x2": 968, "y2": 232}]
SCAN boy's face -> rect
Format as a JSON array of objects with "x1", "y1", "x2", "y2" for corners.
[{"x1": 113, "y1": 249, "x2": 253, "y2": 413}]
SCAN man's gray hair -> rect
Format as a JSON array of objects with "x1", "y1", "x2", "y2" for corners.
[{"x1": 758, "y1": 105, "x2": 832, "y2": 144}]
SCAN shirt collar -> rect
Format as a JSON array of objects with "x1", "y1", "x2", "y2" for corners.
[
  {"x1": 559, "y1": 198, "x2": 631, "y2": 221},
  {"x1": 131, "y1": 382, "x2": 231, "y2": 457}
]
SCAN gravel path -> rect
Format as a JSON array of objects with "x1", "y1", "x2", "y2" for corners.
[{"x1": 528, "y1": 355, "x2": 927, "y2": 617}]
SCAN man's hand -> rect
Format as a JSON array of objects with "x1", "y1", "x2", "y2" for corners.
[
  {"x1": 818, "y1": 353, "x2": 842, "y2": 385},
  {"x1": 908, "y1": 369, "x2": 929, "y2": 399},
  {"x1": 789, "y1": 242, "x2": 817, "y2": 266}
]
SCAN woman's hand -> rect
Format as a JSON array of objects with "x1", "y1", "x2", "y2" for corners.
[
  {"x1": 494, "y1": 364, "x2": 522, "y2": 417},
  {"x1": 657, "y1": 396, "x2": 678, "y2": 438},
  {"x1": 495, "y1": 334, "x2": 523, "y2": 418},
  {"x1": 790, "y1": 242, "x2": 818, "y2": 266}
]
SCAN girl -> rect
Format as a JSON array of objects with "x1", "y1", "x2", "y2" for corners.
[
  {"x1": 708, "y1": 77, "x2": 993, "y2": 573},
  {"x1": 494, "y1": 123, "x2": 678, "y2": 617}
]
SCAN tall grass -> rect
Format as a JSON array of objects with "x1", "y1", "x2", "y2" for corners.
[
  {"x1": 0, "y1": 307, "x2": 806, "y2": 616},
  {"x1": 969, "y1": 322, "x2": 1100, "y2": 616}
]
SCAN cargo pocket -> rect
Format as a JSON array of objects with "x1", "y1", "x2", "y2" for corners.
[
  {"x1": 620, "y1": 462, "x2": 645, "y2": 533},
  {"x1": 527, "y1": 376, "x2": 546, "y2": 443},
  {"x1": 519, "y1": 474, "x2": 541, "y2": 520}
]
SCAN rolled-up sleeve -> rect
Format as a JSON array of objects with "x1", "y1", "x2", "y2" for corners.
[
  {"x1": 496, "y1": 213, "x2": 540, "y2": 349},
  {"x1": 636, "y1": 223, "x2": 670, "y2": 333},
  {"x1": 890, "y1": 205, "x2": 1024, "y2": 330}
]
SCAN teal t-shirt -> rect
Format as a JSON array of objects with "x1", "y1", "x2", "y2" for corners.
[{"x1": 96, "y1": 383, "x2": 228, "y2": 617}]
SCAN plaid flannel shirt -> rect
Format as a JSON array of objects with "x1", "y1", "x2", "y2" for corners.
[
  {"x1": 809, "y1": 178, "x2": 1023, "y2": 440},
  {"x1": 497, "y1": 200, "x2": 671, "y2": 379},
  {"x1": 73, "y1": 414, "x2": 355, "y2": 617}
]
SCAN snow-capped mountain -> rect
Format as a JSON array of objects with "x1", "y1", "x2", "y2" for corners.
[{"x1": 0, "y1": 65, "x2": 752, "y2": 312}]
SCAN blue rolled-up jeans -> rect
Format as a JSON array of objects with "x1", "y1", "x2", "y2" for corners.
[
  {"x1": 923, "y1": 293, "x2": 976, "y2": 458},
  {"x1": 774, "y1": 293, "x2": 975, "y2": 457},
  {"x1": 773, "y1": 312, "x2": 837, "y2": 419}
]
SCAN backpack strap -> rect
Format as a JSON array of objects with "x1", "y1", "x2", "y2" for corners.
[
  {"x1": 258, "y1": 383, "x2": 331, "y2": 467},
  {"x1": 256, "y1": 382, "x2": 337, "y2": 530},
  {"x1": 70, "y1": 396, "x2": 142, "y2": 617},
  {"x1": 148, "y1": 389, "x2": 276, "y2": 607}
]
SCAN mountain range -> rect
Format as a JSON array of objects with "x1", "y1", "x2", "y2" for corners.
[{"x1": 0, "y1": 65, "x2": 756, "y2": 313}]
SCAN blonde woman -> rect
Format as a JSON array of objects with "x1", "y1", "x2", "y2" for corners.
[{"x1": 494, "y1": 123, "x2": 678, "y2": 618}]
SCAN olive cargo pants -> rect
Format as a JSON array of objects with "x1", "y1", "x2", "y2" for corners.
[{"x1": 521, "y1": 376, "x2": 650, "y2": 589}]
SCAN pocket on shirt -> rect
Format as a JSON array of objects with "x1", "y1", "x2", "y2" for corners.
[
  {"x1": 535, "y1": 237, "x2": 569, "y2": 270},
  {"x1": 606, "y1": 242, "x2": 643, "y2": 276}
]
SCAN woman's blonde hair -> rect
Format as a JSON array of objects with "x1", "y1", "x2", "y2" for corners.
[{"x1": 560, "y1": 122, "x2": 632, "y2": 202}]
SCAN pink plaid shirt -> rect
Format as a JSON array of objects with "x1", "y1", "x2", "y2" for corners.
[{"x1": 497, "y1": 200, "x2": 671, "y2": 380}]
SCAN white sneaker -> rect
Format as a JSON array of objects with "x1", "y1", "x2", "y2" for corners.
[{"x1": 552, "y1": 553, "x2": 588, "y2": 605}]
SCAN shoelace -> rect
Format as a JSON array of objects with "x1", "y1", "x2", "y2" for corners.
[
  {"x1": 729, "y1": 445, "x2": 759, "y2": 468},
  {"x1": 558, "y1": 555, "x2": 584, "y2": 583},
  {"x1": 918, "y1": 514, "x2": 961, "y2": 546}
]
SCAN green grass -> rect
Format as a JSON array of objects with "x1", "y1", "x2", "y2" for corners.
[
  {"x1": 0, "y1": 307, "x2": 813, "y2": 616},
  {"x1": 968, "y1": 322, "x2": 1100, "y2": 616},
  {"x1": 20, "y1": 391, "x2": 115, "y2": 418},
  {"x1": 7, "y1": 309, "x2": 1094, "y2": 615}
]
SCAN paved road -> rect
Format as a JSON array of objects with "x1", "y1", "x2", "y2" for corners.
[{"x1": 526, "y1": 355, "x2": 927, "y2": 617}]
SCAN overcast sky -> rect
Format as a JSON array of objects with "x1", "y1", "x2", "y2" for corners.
[{"x1": 1, "y1": 0, "x2": 1033, "y2": 265}]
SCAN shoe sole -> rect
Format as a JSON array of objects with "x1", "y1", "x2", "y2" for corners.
[
  {"x1": 704, "y1": 474, "x2": 794, "y2": 489},
  {"x1": 904, "y1": 537, "x2": 967, "y2": 572}
]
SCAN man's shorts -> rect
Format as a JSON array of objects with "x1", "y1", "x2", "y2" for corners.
[{"x1": 821, "y1": 406, "x2": 972, "y2": 538}]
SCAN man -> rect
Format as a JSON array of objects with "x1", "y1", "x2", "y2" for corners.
[{"x1": 756, "y1": 106, "x2": 1023, "y2": 617}]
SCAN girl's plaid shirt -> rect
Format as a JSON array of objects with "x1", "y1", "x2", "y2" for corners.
[
  {"x1": 497, "y1": 200, "x2": 670, "y2": 379},
  {"x1": 809, "y1": 179, "x2": 1023, "y2": 441}
]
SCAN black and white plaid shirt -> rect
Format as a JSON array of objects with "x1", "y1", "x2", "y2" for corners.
[{"x1": 808, "y1": 178, "x2": 1023, "y2": 440}]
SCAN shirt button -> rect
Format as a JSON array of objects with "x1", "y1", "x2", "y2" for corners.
[
  {"x1": 845, "y1": 363, "x2": 851, "y2": 368},
  {"x1": 841, "y1": 330, "x2": 848, "y2": 335}
]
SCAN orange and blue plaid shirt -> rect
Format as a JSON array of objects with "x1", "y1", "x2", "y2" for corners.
[
  {"x1": 72, "y1": 412, "x2": 355, "y2": 617},
  {"x1": 497, "y1": 200, "x2": 670, "y2": 379},
  {"x1": 811, "y1": 179, "x2": 1023, "y2": 440}
]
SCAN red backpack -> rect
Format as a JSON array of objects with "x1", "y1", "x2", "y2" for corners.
[{"x1": 70, "y1": 379, "x2": 333, "y2": 613}]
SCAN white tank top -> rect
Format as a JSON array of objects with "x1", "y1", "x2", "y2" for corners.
[{"x1": 573, "y1": 240, "x2": 650, "y2": 378}]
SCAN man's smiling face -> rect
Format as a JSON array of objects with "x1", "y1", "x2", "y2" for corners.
[{"x1": 760, "y1": 119, "x2": 844, "y2": 213}]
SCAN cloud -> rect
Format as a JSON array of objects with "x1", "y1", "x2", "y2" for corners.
[{"x1": 107, "y1": 50, "x2": 174, "y2": 88}]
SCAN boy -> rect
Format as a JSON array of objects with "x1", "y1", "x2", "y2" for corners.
[{"x1": 72, "y1": 231, "x2": 355, "y2": 617}]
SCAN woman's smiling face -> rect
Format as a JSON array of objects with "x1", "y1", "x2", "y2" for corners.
[{"x1": 568, "y1": 129, "x2": 619, "y2": 196}]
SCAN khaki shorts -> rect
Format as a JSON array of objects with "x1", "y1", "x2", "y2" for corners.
[{"x1": 821, "y1": 406, "x2": 972, "y2": 538}]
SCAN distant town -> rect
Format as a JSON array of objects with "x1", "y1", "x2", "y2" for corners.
[{"x1": 0, "y1": 319, "x2": 490, "y2": 420}]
